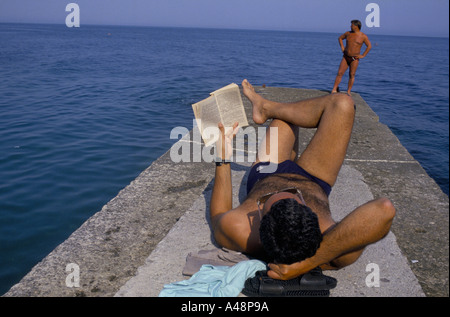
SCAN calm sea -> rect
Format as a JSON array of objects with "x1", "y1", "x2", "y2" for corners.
[{"x1": 0, "y1": 24, "x2": 448, "y2": 295}]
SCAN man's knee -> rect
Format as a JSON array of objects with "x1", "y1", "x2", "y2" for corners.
[
  {"x1": 332, "y1": 93, "x2": 355, "y2": 117},
  {"x1": 376, "y1": 197, "x2": 396, "y2": 223}
]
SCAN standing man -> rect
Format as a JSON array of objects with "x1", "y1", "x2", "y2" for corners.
[{"x1": 332, "y1": 20, "x2": 372, "y2": 95}]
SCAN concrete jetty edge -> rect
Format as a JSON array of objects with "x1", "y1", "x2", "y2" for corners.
[{"x1": 3, "y1": 87, "x2": 448, "y2": 297}]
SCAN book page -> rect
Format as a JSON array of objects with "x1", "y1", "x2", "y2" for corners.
[
  {"x1": 213, "y1": 84, "x2": 249, "y2": 128},
  {"x1": 210, "y1": 83, "x2": 238, "y2": 95},
  {"x1": 192, "y1": 95, "x2": 222, "y2": 145}
]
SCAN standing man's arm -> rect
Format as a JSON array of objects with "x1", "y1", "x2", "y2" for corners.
[
  {"x1": 358, "y1": 35, "x2": 372, "y2": 59},
  {"x1": 338, "y1": 32, "x2": 347, "y2": 52}
]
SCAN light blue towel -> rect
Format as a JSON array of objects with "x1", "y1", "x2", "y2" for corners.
[{"x1": 159, "y1": 260, "x2": 266, "y2": 297}]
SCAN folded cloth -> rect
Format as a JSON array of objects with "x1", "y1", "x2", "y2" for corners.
[
  {"x1": 183, "y1": 247, "x2": 252, "y2": 276},
  {"x1": 159, "y1": 260, "x2": 267, "y2": 297}
]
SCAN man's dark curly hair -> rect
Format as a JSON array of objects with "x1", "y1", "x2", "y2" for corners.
[{"x1": 259, "y1": 198, "x2": 322, "y2": 264}]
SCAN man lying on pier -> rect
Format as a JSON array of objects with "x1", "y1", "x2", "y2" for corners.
[{"x1": 209, "y1": 79, "x2": 396, "y2": 280}]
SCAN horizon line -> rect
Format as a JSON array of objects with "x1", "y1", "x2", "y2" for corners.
[{"x1": 1, "y1": 21, "x2": 448, "y2": 39}]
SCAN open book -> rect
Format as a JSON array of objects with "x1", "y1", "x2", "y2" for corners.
[{"x1": 192, "y1": 83, "x2": 249, "y2": 146}]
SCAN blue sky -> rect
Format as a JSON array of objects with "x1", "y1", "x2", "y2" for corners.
[{"x1": 0, "y1": 0, "x2": 448, "y2": 37}]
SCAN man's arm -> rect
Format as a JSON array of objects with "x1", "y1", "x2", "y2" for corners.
[
  {"x1": 210, "y1": 122, "x2": 239, "y2": 230},
  {"x1": 338, "y1": 32, "x2": 347, "y2": 52},
  {"x1": 210, "y1": 158, "x2": 232, "y2": 228},
  {"x1": 210, "y1": 122, "x2": 249, "y2": 251},
  {"x1": 267, "y1": 198, "x2": 396, "y2": 280}
]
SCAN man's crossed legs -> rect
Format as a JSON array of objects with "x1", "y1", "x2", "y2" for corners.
[{"x1": 242, "y1": 78, "x2": 355, "y2": 188}]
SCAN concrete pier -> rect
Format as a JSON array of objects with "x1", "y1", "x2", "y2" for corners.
[{"x1": 4, "y1": 87, "x2": 448, "y2": 297}]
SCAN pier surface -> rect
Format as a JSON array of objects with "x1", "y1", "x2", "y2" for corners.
[{"x1": 4, "y1": 87, "x2": 448, "y2": 297}]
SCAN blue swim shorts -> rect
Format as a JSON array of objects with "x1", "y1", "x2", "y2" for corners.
[{"x1": 246, "y1": 160, "x2": 332, "y2": 196}]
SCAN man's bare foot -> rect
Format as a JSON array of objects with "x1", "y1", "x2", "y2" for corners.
[
  {"x1": 346, "y1": 90, "x2": 352, "y2": 96},
  {"x1": 331, "y1": 86, "x2": 340, "y2": 94},
  {"x1": 242, "y1": 79, "x2": 268, "y2": 124}
]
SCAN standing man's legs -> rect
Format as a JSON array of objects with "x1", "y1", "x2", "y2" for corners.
[
  {"x1": 332, "y1": 58, "x2": 349, "y2": 93},
  {"x1": 347, "y1": 59, "x2": 359, "y2": 95}
]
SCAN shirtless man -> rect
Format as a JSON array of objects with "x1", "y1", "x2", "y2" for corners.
[
  {"x1": 210, "y1": 79, "x2": 395, "y2": 280},
  {"x1": 332, "y1": 20, "x2": 372, "y2": 95}
]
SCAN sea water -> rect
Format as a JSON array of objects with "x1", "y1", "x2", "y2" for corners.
[{"x1": 0, "y1": 24, "x2": 448, "y2": 295}]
